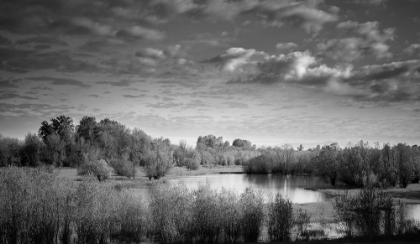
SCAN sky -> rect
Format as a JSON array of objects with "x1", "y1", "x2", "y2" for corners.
[{"x1": 1, "y1": 0, "x2": 420, "y2": 149}]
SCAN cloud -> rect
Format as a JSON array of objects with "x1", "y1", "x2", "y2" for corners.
[
  {"x1": 318, "y1": 21, "x2": 395, "y2": 62},
  {"x1": 96, "y1": 79, "x2": 137, "y2": 87},
  {"x1": 27, "y1": 76, "x2": 91, "y2": 88},
  {"x1": 0, "y1": 48, "x2": 102, "y2": 73},
  {"x1": 116, "y1": 26, "x2": 165, "y2": 41},
  {"x1": 123, "y1": 94, "x2": 146, "y2": 99},
  {"x1": 150, "y1": 0, "x2": 197, "y2": 16},
  {"x1": 67, "y1": 17, "x2": 114, "y2": 36},
  {"x1": 0, "y1": 93, "x2": 37, "y2": 100},
  {"x1": 242, "y1": 51, "x2": 318, "y2": 84},
  {"x1": 0, "y1": 79, "x2": 19, "y2": 88},
  {"x1": 203, "y1": 47, "x2": 266, "y2": 72},
  {"x1": 182, "y1": 32, "x2": 237, "y2": 47},
  {"x1": 16, "y1": 36, "x2": 68, "y2": 47},
  {"x1": 324, "y1": 78, "x2": 368, "y2": 97},
  {"x1": 350, "y1": 0, "x2": 388, "y2": 6},
  {"x1": 150, "y1": 0, "x2": 338, "y2": 34},
  {"x1": 0, "y1": 35, "x2": 12, "y2": 46},
  {"x1": 252, "y1": 0, "x2": 339, "y2": 34},
  {"x1": 221, "y1": 47, "x2": 419, "y2": 103},
  {"x1": 276, "y1": 42, "x2": 298, "y2": 50},
  {"x1": 135, "y1": 48, "x2": 167, "y2": 66},
  {"x1": 404, "y1": 43, "x2": 420, "y2": 56}
]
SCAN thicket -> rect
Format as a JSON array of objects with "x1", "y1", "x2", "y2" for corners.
[
  {"x1": 333, "y1": 187, "x2": 420, "y2": 238},
  {"x1": 0, "y1": 167, "x2": 148, "y2": 244},
  {"x1": 314, "y1": 142, "x2": 420, "y2": 188}
]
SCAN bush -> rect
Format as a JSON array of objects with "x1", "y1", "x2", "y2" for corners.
[
  {"x1": 243, "y1": 154, "x2": 274, "y2": 174},
  {"x1": 149, "y1": 183, "x2": 194, "y2": 243},
  {"x1": 186, "y1": 150, "x2": 201, "y2": 170},
  {"x1": 109, "y1": 159, "x2": 136, "y2": 178},
  {"x1": 333, "y1": 187, "x2": 417, "y2": 237},
  {"x1": 193, "y1": 183, "x2": 222, "y2": 243},
  {"x1": 143, "y1": 144, "x2": 173, "y2": 180},
  {"x1": 294, "y1": 208, "x2": 311, "y2": 241},
  {"x1": 239, "y1": 187, "x2": 265, "y2": 242},
  {"x1": 149, "y1": 183, "x2": 266, "y2": 243},
  {"x1": 186, "y1": 158, "x2": 200, "y2": 170},
  {"x1": 267, "y1": 193, "x2": 294, "y2": 241},
  {"x1": 78, "y1": 159, "x2": 112, "y2": 181}
]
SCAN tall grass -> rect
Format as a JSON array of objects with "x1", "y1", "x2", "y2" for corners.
[
  {"x1": 2, "y1": 167, "x2": 418, "y2": 244},
  {"x1": 267, "y1": 193, "x2": 294, "y2": 241},
  {"x1": 0, "y1": 167, "x2": 147, "y2": 244},
  {"x1": 149, "y1": 183, "x2": 265, "y2": 243}
]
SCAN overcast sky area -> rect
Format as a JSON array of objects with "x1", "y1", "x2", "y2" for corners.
[{"x1": 1, "y1": 0, "x2": 420, "y2": 148}]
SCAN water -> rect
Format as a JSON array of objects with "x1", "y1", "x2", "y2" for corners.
[
  {"x1": 168, "y1": 174, "x2": 330, "y2": 203},
  {"x1": 406, "y1": 204, "x2": 420, "y2": 221},
  {"x1": 167, "y1": 174, "x2": 420, "y2": 221}
]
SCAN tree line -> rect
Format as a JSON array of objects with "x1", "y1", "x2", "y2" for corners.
[{"x1": 0, "y1": 114, "x2": 419, "y2": 189}]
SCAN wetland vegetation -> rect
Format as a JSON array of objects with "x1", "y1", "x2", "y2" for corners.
[{"x1": 1, "y1": 114, "x2": 420, "y2": 243}]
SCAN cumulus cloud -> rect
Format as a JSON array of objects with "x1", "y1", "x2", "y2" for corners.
[
  {"x1": 317, "y1": 38, "x2": 365, "y2": 62},
  {"x1": 149, "y1": 0, "x2": 338, "y2": 34},
  {"x1": 203, "y1": 47, "x2": 266, "y2": 72},
  {"x1": 135, "y1": 48, "x2": 167, "y2": 66},
  {"x1": 404, "y1": 43, "x2": 420, "y2": 56},
  {"x1": 318, "y1": 21, "x2": 395, "y2": 62},
  {"x1": 253, "y1": 0, "x2": 339, "y2": 34}
]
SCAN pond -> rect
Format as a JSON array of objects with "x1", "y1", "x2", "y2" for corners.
[
  {"x1": 168, "y1": 174, "x2": 330, "y2": 203},
  {"x1": 167, "y1": 173, "x2": 420, "y2": 222}
]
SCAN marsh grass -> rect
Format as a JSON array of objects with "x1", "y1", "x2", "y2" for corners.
[
  {"x1": 333, "y1": 187, "x2": 420, "y2": 238},
  {"x1": 0, "y1": 167, "x2": 147, "y2": 244},
  {"x1": 2, "y1": 167, "x2": 418, "y2": 244}
]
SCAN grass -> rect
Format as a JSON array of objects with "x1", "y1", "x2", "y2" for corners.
[{"x1": 305, "y1": 184, "x2": 420, "y2": 204}]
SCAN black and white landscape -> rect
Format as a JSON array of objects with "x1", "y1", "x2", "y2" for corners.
[{"x1": 1, "y1": 0, "x2": 420, "y2": 243}]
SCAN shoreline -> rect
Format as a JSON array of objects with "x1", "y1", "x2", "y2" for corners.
[
  {"x1": 57, "y1": 166, "x2": 420, "y2": 204},
  {"x1": 304, "y1": 184, "x2": 420, "y2": 204}
]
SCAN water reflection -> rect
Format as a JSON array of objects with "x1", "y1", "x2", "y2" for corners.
[
  {"x1": 168, "y1": 174, "x2": 330, "y2": 203},
  {"x1": 406, "y1": 204, "x2": 420, "y2": 221}
]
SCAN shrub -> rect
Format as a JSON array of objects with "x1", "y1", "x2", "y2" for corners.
[
  {"x1": 218, "y1": 189, "x2": 241, "y2": 243},
  {"x1": 243, "y1": 154, "x2": 274, "y2": 174},
  {"x1": 333, "y1": 187, "x2": 412, "y2": 237},
  {"x1": 0, "y1": 167, "x2": 150, "y2": 244},
  {"x1": 186, "y1": 150, "x2": 201, "y2": 170},
  {"x1": 149, "y1": 183, "x2": 194, "y2": 243},
  {"x1": 143, "y1": 144, "x2": 173, "y2": 180},
  {"x1": 0, "y1": 137, "x2": 21, "y2": 166},
  {"x1": 267, "y1": 193, "x2": 294, "y2": 242},
  {"x1": 239, "y1": 187, "x2": 265, "y2": 242},
  {"x1": 109, "y1": 159, "x2": 136, "y2": 178},
  {"x1": 78, "y1": 159, "x2": 112, "y2": 181},
  {"x1": 294, "y1": 208, "x2": 311, "y2": 241},
  {"x1": 193, "y1": 183, "x2": 222, "y2": 243},
  {"x1": 186, "y1": 158, "x2": 200, "y2": 170}
]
